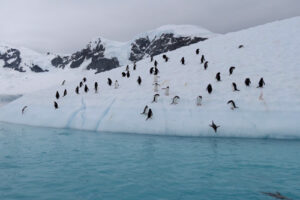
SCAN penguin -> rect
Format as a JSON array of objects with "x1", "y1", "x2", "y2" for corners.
[
  {"x1": 114, "y1": 80, "x2": 119, "y2": 89},
  {"x1": 207, "y1": 84, "x2": 212, "y2": 94},
  {"x1": 75, "y1": 86, "x2": 79, "y2": 94},
  {"x1": 229, "y1": 66, "x2": 235, "y2": 75},
  {"x1": 245, "y1": 78, "x2": 251, "y2": 86},
  {"x1": 201, "y1": 55, "x2": 205, "y2": 64},
  {"x1": 150, "y1": 56, "x2": 153, "y2": 62},
  {"x1": 216, "y1": 72, "x2": 221, "y2": 81},
  {"x1": 146, "y1": 109, "x2": 153, "y2": 120},
  {"x1": 133, "y1": 63, "x2": 137, "y2": 70},
  {"x1": 196, "y1": 49, "x2": 200, "y2": 55},
  {"x1": 141, "y1": 105, "x2": 148, "y2": 115},
  {"x1": 150, "y1": 67, "x2": 154, "y2": 75},
  {"x1": 54, "y1": 101, "x2": 58, "y2": 109},
  {"x1": 227, "y1": 100, "x2": 238, "y2": 110},
  {"x1": 126, "y1": 71, "x2": 130, "y2": 78},
  {"x1": 162, "y1": 86, "x2": 169, "y2": 96},
  {"x1": 84, "y1": 85, "x2": 89, "y2": 93},
  {"x1": 238, "y1": 45, "x2": 244, "y2": 49},
  {"x1": 152, "y1": 94, "x2": 160, "y2": 103},
  {"x1": 154, "y1": 60, "x2": 158, "y2": 67},
  {"x1": 181, "y1": 57, "x2": 185, "y2": 65},
  {"x1": 107, "y1": 78, "x2": 112, "y2": 86},
  {"x1": 171, "y1": 96, "x2": 180, "y2": 105},
  {"x1": 204, "y1": 61, "x2": 208, "y2": 70},
  {"x1": 196, "y1": 96, "x2": 202, "y2": 106},
  {"x1": 232, "y1": 82, "x2": 240, "y2": 91},
  {"x1": 209, "y1": 121, "x2": 220, "y2": 133},
  {"x1": 94, "y1": 82, "x2": 98, "y2": 93},
  {"x1": 63, "y1": 89, "x2": 67, "y2": 97},
  {"x1": 55, "y1": 91, "x2": 60, "y2": 99},
  {"x1": 154, "y1": 67, "x2": 159, "y2": 75},
  {"x1": 137, "y1": 76, "x2": 142, "y2": 85},
  {"x1": 83, "y1": 77, "x2": 87, "y2": 82},
  {"x1": 122, "y1": 72, "x2": 126, "y2": 77},
  {"x1": 162, "y1": 54, "x2": 169, "y2": 62},
  {"x1": 153, "y1": 83, "x2": 160, "y2": 92},
  {"x1": 257, "y1": 77, "x2": 265, "y2": 88},
  {"x1": 126, "y1": 65, "x2": 129, "y2": 72},
  {"x1": 22, "y1": 106, "x2": 27, "y2": 115},
  {"x1": 79, "y1": 82, "x2": 83, "y2": 88},
  {"x1": 61, "y1": 80, "x2": 65, "y2": 86},
  {"x1": 261, "y1": 192, "x2": 291, "y2": 200}
]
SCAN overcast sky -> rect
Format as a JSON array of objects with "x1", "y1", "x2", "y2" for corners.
[{"x1": 0, "y1": 0, "x2": 299, "y2": 54}]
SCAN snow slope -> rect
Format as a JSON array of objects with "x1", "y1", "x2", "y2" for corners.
[{"x1": 0, "y1": 17, "x2": 300, "y2": 138}]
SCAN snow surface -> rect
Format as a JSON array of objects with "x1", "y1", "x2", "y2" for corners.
[{"x1": 0, "y1": 17, "x2": 300, "y2": 138}]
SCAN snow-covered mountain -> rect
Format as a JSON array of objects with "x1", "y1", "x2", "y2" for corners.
[
  {"x1": 0, "y1": 25, "x2": 214, "y2": 73},
  {"x1": 0, "y1": 17, "x2": 299, "y2": 138}
]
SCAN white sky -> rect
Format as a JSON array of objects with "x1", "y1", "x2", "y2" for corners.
[{"x1": 0, "y1": 0, "x2": 299, "y2": 54}]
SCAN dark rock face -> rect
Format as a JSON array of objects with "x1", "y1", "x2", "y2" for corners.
[
  {"x1": 0, "y1": 47, "x2": 47, "y2": 72},
  {"x1": 0, "y1": 48, "x2": 24, "y2": 72},
  {"x1": 51, "y1": 39, "x2": 119, "y2": 73},
  {"x1": 51, "y1": 34, "x2": 207, "y2": 73},
  {"x1": 129, "y1": 33, "x2": 207, "y2": 61}
]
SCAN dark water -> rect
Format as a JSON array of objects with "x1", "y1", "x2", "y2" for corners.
[{"x1": 0, "y1": 122, "x2": 299, "y2": 200}]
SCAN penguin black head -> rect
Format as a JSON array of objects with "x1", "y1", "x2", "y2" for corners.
[{"x1": 245, "y1": 78, "x2": 251, "y2": 86}]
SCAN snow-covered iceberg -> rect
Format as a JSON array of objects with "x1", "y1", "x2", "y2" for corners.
[{"x1": 0, "y1": 17, "x2": 300, "y2": 138}]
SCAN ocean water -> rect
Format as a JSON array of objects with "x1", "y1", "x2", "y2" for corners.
[{"x1": 0, "y1": 123, "x2": 299, "y2": 200}]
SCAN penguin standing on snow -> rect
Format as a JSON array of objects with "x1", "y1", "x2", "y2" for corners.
[
  {"x1": 107, "y1": 78, "x2": 112, "y2": 86},
  {"x1": 141, "y1": 105, "x2": 148, "y2": 115},
  {"x1": 137, "y1": 76, "x2": 142, "y2": 85},
  {"x1": 126, "y1": 71, "x2": 130, "y2": 78},
  {"x1": 54, "y1": 101, "x2": 58, "y2": 109},
  {"x1": 114, "y1": 80, "x2": 119, "y2": 89},
  {"x1": 154, "y1": 60, "x2": 158, "y2": 67},
  {"x1": 79, "y1": 82, "x2": 83, "y2": 88},
  {"x1": 83, "y1": 77, "x2": 87, "y2": 82},
  {"x1": 94, "y1": 82, "x2": 98, "y2": 93},
  {"x1": 227, "y1": 100, "x2": 238, "y2": 110},
  {"x1": 133, "y1": 63, "x2": 137, "y2": 70},
  {"x1": 56, "y1": 91, "x2": 60, "y2": 99},
  {"x1": 154, "y1": 67, "x2": 159, "y2": 75},
  {"x1": 209, "y1": 121, "x2": 220, "y2": 133},
  {"x1": 201, "y1": 55, "x2": 205, "y2": 64},
  {"x1": 126, "y1": 65, "x2": 129, "y2": 72},
  {"x1": 153, "y1": 83, "x2": 160, "y2": 92},
  {"x1": 171, "y1": 96, "x2": 180, "y2": 105},
  {"x1": 181, "y1": 57, "x2": 185, "y2": 65},
  {"x1": 204, "y1": 61, "x2": 208, "y2": 70},
  {"x1": 75, "y1": 86, "x2": 79, "y2": 94},
  {"x1": 216, "y1": 72, "x2": 221, "y2": 82},
  {"x1": 22, "y1": 106, "x2": 28, "y2": 115},
  {"x1": 61, "y1": 80, "x2": 65, "y2": 86},
  {"x1": 63, "y1": 89, "x2": 67, "y2": 97},
  {"x1": 162, "y1": 86, "x2": 169, "y2": 96},
  {"x1": 229, "y1": 66, "x2": 235, "y2": 75},
  {"x1": 150, "y1": 67, "x2": 154, "y2": 75},
  {"x1": 196, "y1": 96, "x2": 202, "y2": 106},
  {"x1": 150, "y1": 56, "x2": 153, "y2": 62},
  {"x1": 232, "y1": 82, "x2": 240, "y2": 91},
  {"x1": 122, "y1": 72, "x2": 126, "y2": 77},
  {"x1": 257, "y1": 77, "x2": 265, "y2": 88},
  {"x1": 152, "y1": 94, "x2": 160, "y2": 103},
  {"x1": 207, "y1": 84, "x2": 213, "y2": 94},
  {"x1": 245, "y1": 78, "x2": 251, "y2": 86},
  {"x1": 162, "y1": 55, "x2": 169, "y2": 62},
  {"x1": 84, "y1": 85, "x2": 89, "y2": 93},
  {"x1": 146, "y1": 109, "x2": 153, "y2": 120},
  {"x1": 196, "y1": 49, "x2": 200, "y2": 55}
]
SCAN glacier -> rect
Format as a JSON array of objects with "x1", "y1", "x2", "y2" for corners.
[{"x1": 0, "y1": 17, "x2": 300, "y2": 138}]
